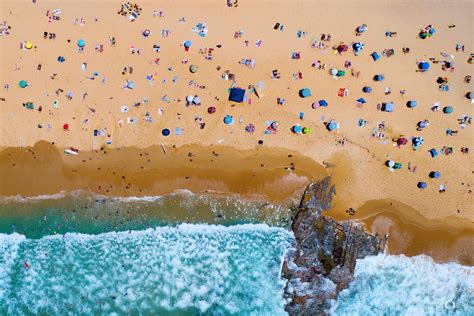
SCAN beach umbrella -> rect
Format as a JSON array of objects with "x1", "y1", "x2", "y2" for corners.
[
  {"x1": 417, "y1": 182, "x2": 427, "y2": 189},
  {"x1": 418, "y1": 61, "x2": 430, "y2": 71},
  {"x1": 327, "y1": 120, "x2": 338, "y2": 131},
  {"x1": 299, "y1": 88, "x2": 311, "y2": 98},
  {"x1": 63, "y1": 123, "x2": 69, "y2": 131},
  {"x1": 356, "y1": 25, "x2": 367, "y2": 34},
  {"x1": 162, "y1": 128, "x2": 170, "y2": 136},
  {"x1": 443, "y1": 106, "x2": 453, "y2": 114},
  {"x1": 302, "y1": 127, "x2": 312, "y2": 134},
  {"x1": 419, "y1": 31, "x2": 428, "y2": 39},
  {"x1": 192, "y1": 96, "x2": 201, "y2": 105},
  {"x1": 373, "y1": 74, "x2": 384, "y2": 81},
  {"x1": 337, "y1": 70, "x2": 345, "y2": 77},
  {"x1": 429, "y1": 171, "x2": 441, "y2": 179},
  {"x1": 189, "y1": 65, "x2": 199, "y2": 73},
  {"x1": 292, "y1": 125, "x2": 302, "y2": 133},
  {"x1": 319, "y1": 99, "x2": 328, "y2": 107},
  {"x1": 142, "y1": 29, "x2": 151, "y2": 37},
  {"x1": 19, "y1": 80, "x2": 28, "y2": 88},
  {"x1": 77, "y1": 39, "x2": 85, "y2": 47},
  {"x1": 330, "y1": 68, "x2": 338, "y2": 76},
  {"x1": 412, "y1": 137, "x2": 424, "y2": 147},
  {"x1": 386, "y1": 160, "x2": 395, "y2": 168},
  {"x1": 407, "y1": 100, "x2": 417, "y2": 108},
  {"x1": 362, "y1": 86, "x2": 372, "y2": 93},
  {"x1": 468, "y1": 92, "x2": 473, "y2": 101},
  {"x1": 223, "y1": 115, "x2": 233, "y2": 124},
  {"x1": 184, "y1": 40, "x2": 192, "y2": 48},
  {"x1": 352, "y1": 42, "x2": 364, "y2": 53},
  {"x1": 126, "y1": 80, "x2": 135, "y2": 89},
  {"x1": 207, "y1": 106, "x2": 216, "y2": 114},
  {"x1": 25, "y1": 41, "x2": 33, "y2": 49},
  {"x1": 186, "y1": 95, "x2": 194, "y2": 103}
]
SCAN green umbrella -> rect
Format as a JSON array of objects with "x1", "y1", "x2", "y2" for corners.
[
  {"x1": 443, "y1": 106, "x2": 453, "y2": 114},
  {"x1": 19, "y1": 80, "x2": 28, "y2": 88}
]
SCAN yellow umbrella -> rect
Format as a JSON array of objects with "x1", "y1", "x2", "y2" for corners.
[{"x1": 25, "y1": 41, "x2": 33, "y2": 49}]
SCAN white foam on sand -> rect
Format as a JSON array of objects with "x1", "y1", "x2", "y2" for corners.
[
  {"x1": 330, "y1": 253, "x2": 474, "y2": 315},
  {"x1": 0, "y1": 224, "x2": 294, "y2": 315}
]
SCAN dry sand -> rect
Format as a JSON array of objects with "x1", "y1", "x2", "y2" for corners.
[{"x1": 0, "y1": 1, "x2": 473, "y2": 260}]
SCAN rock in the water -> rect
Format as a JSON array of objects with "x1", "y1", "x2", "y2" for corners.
[{"x1": 283, "y1": 177, "x2": 384, "y2": 315}]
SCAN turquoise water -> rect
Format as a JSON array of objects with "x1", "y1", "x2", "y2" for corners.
[
  {"x1": 1, "y1": 224, "x2": 293, "y2": 315},
  {"x1": 1, "y1": 193, "x2": 473, "y2": 315}
]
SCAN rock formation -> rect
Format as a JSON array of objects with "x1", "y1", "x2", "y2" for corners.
[{"x1": 282, "y1": 177, "x2": 384, "y2": 315}]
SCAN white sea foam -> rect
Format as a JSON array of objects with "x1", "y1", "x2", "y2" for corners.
[
  {"x1": 330, "y1": 253, "x2": 474, "y2": 315},
  {"x1": 0, "y1": 224, "x2": 293, "y2": 315}
]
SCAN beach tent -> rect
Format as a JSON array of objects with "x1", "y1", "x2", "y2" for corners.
[
  {"x1": 429, "y1": 148, "x2": 438, "y2": 158},
  {"x1": 429, "y1": 171, "x2": 441, "y2": 179},
  {"x1": 356, "y1": 98, "x2": 366, "y2": 104},
  {"x1": 373, "y1": 74, "x2": 385, "y2": 81},
  {"x1": 371, "y1": 52, "x2": 380, "y2": 61},
  {"x1": 381, "y1": 102, "x2": 394, "y2": 112},
  {"x1": 19, "y1": 80, "x2": 28, "y2": 88},
  {"x1": 443, "y1": 106, "x2": 453, "y2": 114},
  {"x1": 162, "y1": 128, "x2": 170, "y2": 136},
  {"x1": 126, "y1": 80, "x2": 135, "y2": 89},
  {"x1": 77, "y1": 39, "x2": 85, "y2": 47},
  {"x1": 299, "y1": 88, "x2": 311, "y2": 98},
  {"x1": 142, "y1": 29, "x2": 151, "y2": 37},
  {"x1": 319, "y1": 99, "x2": 328, "y2": 107},
  {"x1": 229, "y1": 87, "x2": 246, "y2": 102},
  {"x1": 362, "y1": 86, "x2": 372, "y2": 93},
  {"x1": 330, "y1": 68, "x2": 338, "y2": 76},
  {"x1": 193, "y1": 96, "x2": 201, "y2": 105},
  {"x1": 223, "y1": 115, "x2": 233, "y2": 124},
  {"x1": 407, "y1": 100, "x2": 417, "y2": 108},
  {"x1": 312, "y1": 102, "x2": 319, "y2": 109},
  {"x1": 417, "y1": 182, "x2": 427, "y2": 189},
  {"x1": 189, "y1": 65, "x2": 199, "y2": 73},
  {"x1": 253, "y1": 81, "x2": 266, "y2": 98},
  {"x1": 467, "y1": 92, "x2": 473, "y2": 102},
  {"x1": 186, "y1": 95, "x2": 194, "y2": 103},
  {"x1": 418, "y1": 61, "x2": 430, "y2": 71}
]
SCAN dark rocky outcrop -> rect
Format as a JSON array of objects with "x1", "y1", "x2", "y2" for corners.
[{"x1": 282, "y1": 177, "x2": 385, "y2": 315}]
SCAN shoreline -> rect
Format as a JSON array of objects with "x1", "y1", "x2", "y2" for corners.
[{"x1": 1, "y1": 141, "x2": 472, "y2": 265}]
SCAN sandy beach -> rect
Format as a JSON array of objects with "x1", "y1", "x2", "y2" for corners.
[{"x1": 1, "y1": 0, "x2": 473, "y2": 262}]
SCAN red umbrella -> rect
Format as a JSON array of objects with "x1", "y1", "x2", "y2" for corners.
[
  {"x1": 63, "y1": 123, "x2": 69, "y2": 131},
  {"x1": 207, "y1": 106, "x2": 216, "y2": 114}
]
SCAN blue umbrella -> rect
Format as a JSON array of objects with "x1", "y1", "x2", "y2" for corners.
[
  {"x1": 374, "y1": 74, "x2": 385, "y2": 81},
  {"x1": 77, "y1": 39, "x2": 85, "y2": 47},
  {"x1": 357, "y1": 98, "x2": 366, "y2": 104},
  {"x1": 299, "y1": 88, "x2": 311, "y2": 98},
  {"x1": 443, "y1": 106, "x2": 453, "y2": 114},
  {"x1": 223, "y1": 115, "x2": 233, "y2": 124},
  {"x1": 418, "y1": 62, "x2": 430, "y2": 71},
  {"x1": 127, "y1": 81, "x2": 135, "y2": 89},
  {"x1": 407, "y1": 100, "x2": 417, "y2": 108},
  {"x1": 319, "y1": 99, "x2": 328, "y2": 107},
  {"x1": 327, "y1": 121, "x2": 338, "y2": 131},
  {"x1": 162, "y1": 128, "x2": 170, "y2": 136},
  {"x1": 184, "y1": 40, "x2": 192, "y2": 48},
  {"x1": 292, "y1": 125, "x2": 302, "y2": 133},
  {"x1": 417, "y1": 182, "x2": 427, "y2": 189},
  {"x1": 362, "y1": 86, "x2": 372, "y2": 93},
  {"x1": 429, "y1": 171, "x2": 441, "y2": 179}
]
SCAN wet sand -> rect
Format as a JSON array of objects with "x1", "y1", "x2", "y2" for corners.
[{"x1": 0, "y1": 141, "x2": 326, "y2": 202}]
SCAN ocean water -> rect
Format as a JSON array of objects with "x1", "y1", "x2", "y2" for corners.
[
  {"x1": 0, "y1": 224, "x2": 293, "y2": 315},
  {"x1": 331, "y1": 254, "x2": 474, "y2": 315},
  {"x1": 1, "y1": 193, "x2": 473, "y2": 315}
]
